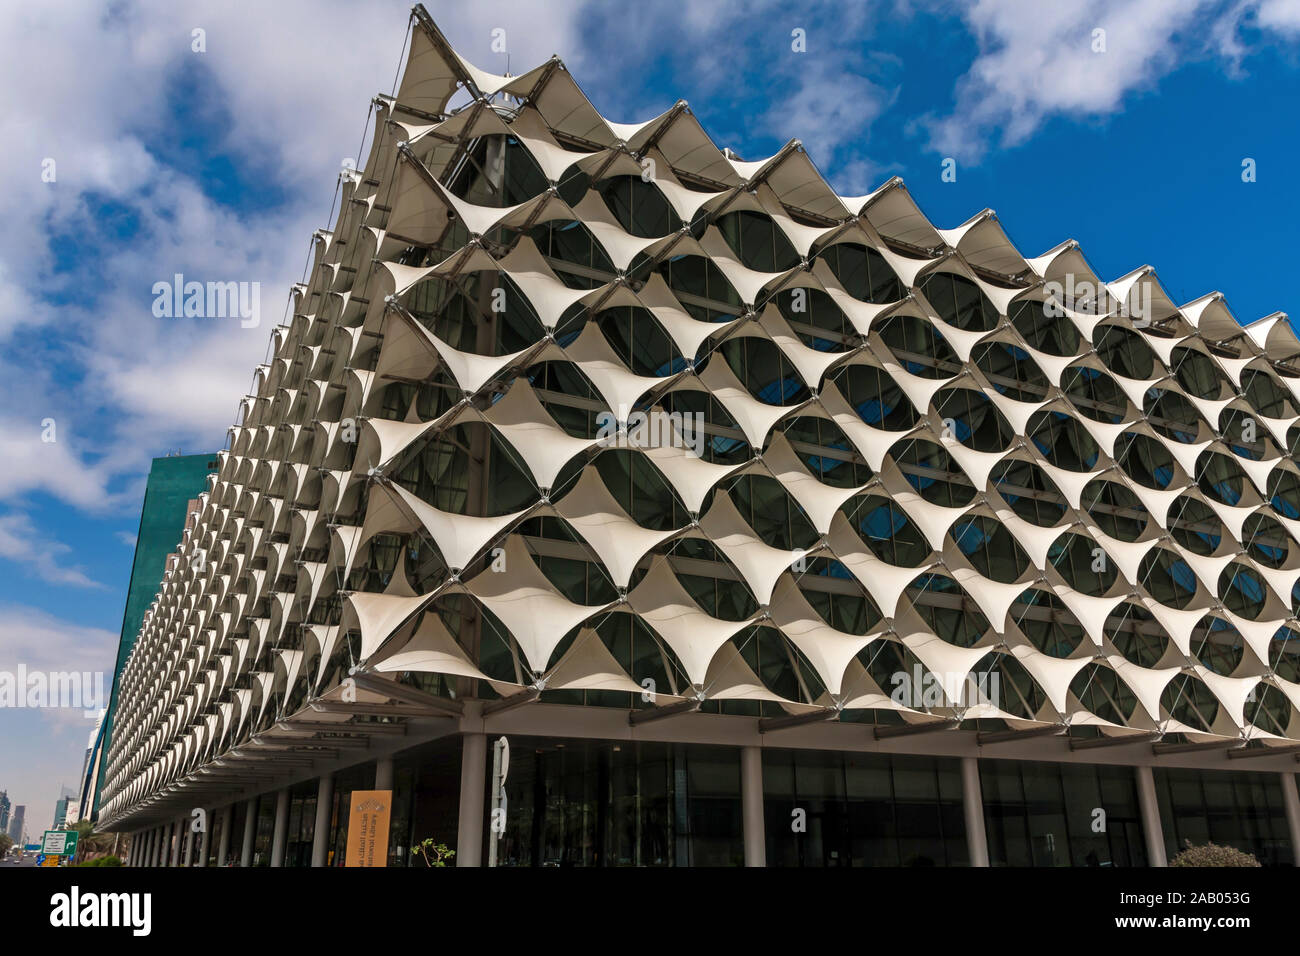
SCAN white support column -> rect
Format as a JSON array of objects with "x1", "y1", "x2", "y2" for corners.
[
  {"x1": 741, "y1": 746, "x2": 766, "y2": 867},
  {"x1": 1135, "y1": 765, "x2": 1167, "y2": 867},
  {"x1": 1281, "y1": 773, "x2": 1300, "y2": 866},
  {"x1": 240, "y1": 797, "x2": 257, "y2": 867},
  {"x1": 216, "y1": 805, "x2": 233, "y2": 867},
  {"x1": 311, "y1": 775, "x2": 334, "y2": 868},
  {"x1": 457, "y1": 733, "x2": 487, "y2": 867},
  {"x1": 375, "y1": 756, "x2": 394, "y2": 792},
  {"x1": 155, "y1": 826, "x2": 165, "y2": 867},
  {"x1": 270, "y1": 788, "x2": 291, "y2": 868},
  {"x1": 148, "y1": 828, "x2": 159, "y2": 867},
  {"x1": 197, "y1": 809, "x2": 212, "y2": 867},
  {"x1": 961, "y1": 756, "x2": 990, "y2": 867},
  {"x1": 183, "y1": 820, "x2": 195, "y2": 866}
]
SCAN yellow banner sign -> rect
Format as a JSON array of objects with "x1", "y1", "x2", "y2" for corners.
[{"x1": 345, "y1": 790, "x2": 392, "y2": 867}]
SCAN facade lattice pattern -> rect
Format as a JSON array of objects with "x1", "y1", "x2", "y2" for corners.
[{"x1": 101, "y1": 10, "x2": 1300, "y2": 827}]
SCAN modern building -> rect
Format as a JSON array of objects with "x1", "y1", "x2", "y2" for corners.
[
  {"x1": 100, "y1": 7, "x2": 1300, "y2": 869},
  {"x1": 0, "y1": 790, "x2": 10, "y2": 835},
  {"x1": 75, "y1": 710, "x2": 104, "y2": 822},
  {"x1": 90, "y1": 453, "x2": 217, "y2": 822},
  {"x1": 52, "y1": 790, "x2": 76, "y2": 832},
  {"x1": 8, "y1": 805, "x2": 25, "y2": 844}
]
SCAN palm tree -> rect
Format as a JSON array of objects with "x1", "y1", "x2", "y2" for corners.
[{"x1": 70, "y1": 820, "x2": 115, "y2": 863}]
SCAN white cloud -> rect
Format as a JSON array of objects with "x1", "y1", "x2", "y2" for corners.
[
  {"x1": 921, "y1": 0, "x2": 1213, "y2": 158},
  {"x1": 0, "y1": 605, "x2": 117, "y2": 752},
  {"x1": 1258, "y1": 0, "x2": 1300, "y2": 31},
  {"x1": 761, "y1": 57, "x2": 899, "y2": 193},
  {"x1": 0, "y1": 420, "x2": 117, "y2": 511},
  {"x1": 0, "y1": 513, "x2": 103, "y2": 589},
  {"x1": 0, "y1": 3, "x2": 598, "y2": 815},
  {"x1": 0, "y1": 0, "x2": 594, "y2": 564},
  {"x1": 920, "y1": 0, "x2": 1300, "y2": 160},
  {"x1": 0, "y1": 602, "x2": 117, "y2": 675}
]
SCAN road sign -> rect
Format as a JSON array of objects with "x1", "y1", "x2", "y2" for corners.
[
  {"x1": 41, "y1": 830, "x2": 78, "y2": 857},
  {"x1": 41, "y1": 856, "x2": 61, "y2": 867}
]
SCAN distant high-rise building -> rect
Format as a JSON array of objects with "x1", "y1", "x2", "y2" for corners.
[
  {"x1": 90, "y1": 453, "x2": 216, "y2": 821},
  {"x1": 8, "y1": 805, "x2": 25, "y2": 844},
  {"x1": 75, "y1": 710, "x2": 105, "y2": 822},
  {"x1": 53, "y1": 785, "x2": 78, "y2": 831},
  {"x1": 0, "y1": 791, "x2": 10, "y2": 834}
]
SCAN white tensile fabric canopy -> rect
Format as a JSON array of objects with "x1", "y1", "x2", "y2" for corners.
[{"x1": 98, "y1": 8, "x2": 1300, "y2": 825}]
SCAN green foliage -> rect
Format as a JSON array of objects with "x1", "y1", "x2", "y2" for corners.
[
  {"x1": 412, "y1": 838, "x2": 455, "y2": 867},
  {"x1": 67, "y1": 820, "x2": 114, "y2": 863},
  {"x1": 0, "y1": 834, "x2": 14, "y2": 856},
  {"x1": 73, "y1": 855, "x2": 123, "y2": 867},
  {"x1": 1169, "y1": 841, "x2": 1261, "y2": 867}
]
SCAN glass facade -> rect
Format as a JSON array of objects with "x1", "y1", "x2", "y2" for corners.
[
  {"x1": 251, "y1": 792, "x2": 276, "y2": 866},
  {"x1": 1154, "y1": 767, "x2": 1292, "y2": 866},
  {"x1": 980, "y1": 759, "x2": 1146, "y2": 866},
  {"x1": 487, "y1": 738, "x2": 743, "y2": 867},
  {"x1": 392, "y1": 737, "x2": 462, "y2": 868},
  {"x1": 323, "y1": 761, "x2": 380, "y2": 867},
  {"x1": 204, "y1": 807, "x2": 226, "y2": 867},
  {"x1": 226, "y1": 800, "x2": 248, "y2": 867},
  {"x1": 224, "y1": 761, "x2": 389, "y2": 867},
  {"x1": 763, "y1": 749, "x2": 967, "y2": 866},
  {"x1": 213, "y1": 748, "x2": 1300, "y2": 868},
  {"x1": 281, "y1": 779, "x2": 319, "y2": 869}
]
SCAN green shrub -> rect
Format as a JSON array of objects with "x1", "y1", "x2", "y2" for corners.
[
  {"x1": 1169, "y1": 842, "x2": 1261, "y2": 867},
  {"x1": 73, "y1": 855, "x2": 123, "y2": 867},
  {"x1": 412, "y1": 839, "x2": 455, "y2": 867}
]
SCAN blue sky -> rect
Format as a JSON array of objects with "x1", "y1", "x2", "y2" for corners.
[{"x1": 1, "y1": 0, "x2": 1298, "y2": 833}]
